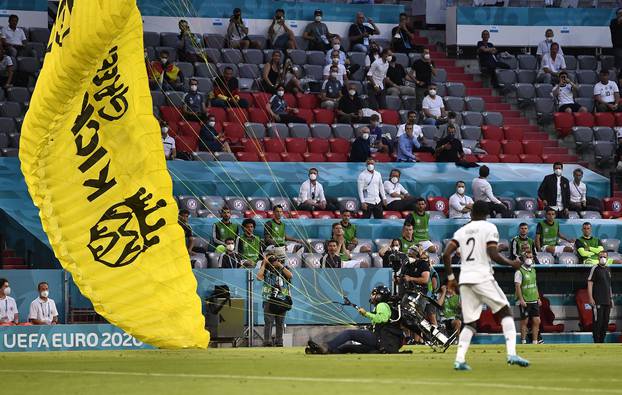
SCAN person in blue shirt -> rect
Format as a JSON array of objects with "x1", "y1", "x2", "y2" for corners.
[
  {"x1": 369, "y1": 114, "x2": 392, "y2": 154},
  {"x1": 397, "y1": 124, "x2": 420, "y2": 162}
]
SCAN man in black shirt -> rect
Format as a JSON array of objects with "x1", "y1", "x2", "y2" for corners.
[
  {"x1": 588, "y1": 251, "x2": 613, "y2": 343},
  {"x1": 398, "y1": 251, "x2": 430, "y2": 297},
  {"x1": 348, "y1": 12, "x2": 380, "y2": 53},
  {"x1": 477, "y1": 30, "x2": 511, "y2": 88},
  {"x1": 412, "y1": 48, "x2": 436, "y2": 110},
  {"x1": 610, "y1": 8, "x2": 622, "y2": 71},
  {"x1": 219, "y1": 238, "x2": 248, "y2": 269},
  {"x1": 178, "y1": 209, "x2": 194, "y2": 255},
  {"x1": 320, "y1": 240, "x2": 342, "y2": 268},
  {"x1": 337, "y1": 84, "x2": 368, "y2": 123},
  {"x1": 434, "y1": 124, "x2": 478, "y2": 168},
  {"x1": 391, "y1": 13, "x2": 416, "y2": 53},
  {"x1": 211, "y1": 66, "x2": 249, "y2": 109},
  {"x1": 386, "y1": 57, "x2": 416, "y2": 97}
]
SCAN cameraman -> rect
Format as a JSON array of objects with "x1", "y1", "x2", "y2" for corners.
[
  {"x1": 307, "y1": 285, "x2": 403, "y2": 354},
  {"x1": 399, "y1": 246, "x2": 430, "y2": 298},
  {"x1": 379, "y1": 239, "x2": 409, "y2": 270},
  {"x1": 257, "y1": 248, "x2": 292, "y2": 347}
]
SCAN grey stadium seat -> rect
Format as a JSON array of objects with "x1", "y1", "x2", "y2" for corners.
[
  {"x1": 515, "y1": 197, "x2": 538, "y2": 211},
  {"x1": 422, "y1": 125, "x2": 441, "y2": 141},
  {"x1": 483, "y1": 112, "x2": 503, "y2": 126},
  {"x1": 515, "y1": 83, "x2": 536, "y2": 107},
  {"x1": 266, "y1": 123, "x2": 289, "y2": 138},
  {"x1": 205, "y1": 34, "x2": 225, "y2": 49},
  {"x1": 374, "y1": 239, "x2": 392, "y2": 250},
  {"x1": 465, "y1": 96, "x2": 485, "y2": 112},
  {"x1": 536, "y1": 252, "x2": 555, "y2": 265},
  {"x1": 165, "y1": 91, "x2": 186, "y2": 107},
  {"x1": 239, "y1": 64, "x2": 261, "y2": 79},
  {"x1": 577, "y1": 55, "x2": 597, "y2": 70},
  {"x1": 306, "y1": 239, "x2": 326, "y2": 254},
  {"x1": 151, "y1": 90, "x2": 166, "y2": 107},
  {"x1": 381, "y1": 124, "x2": 398, "y2": 140},
  {"x1": 580, "y1": 211, "x2": 602, "y2": 220},
  {"x1": 248, "y1": 35, "x2": 267, "y2": 50},
  {"x1": 286, "y1": 49, "x2": 306, "y2": 65},
  {"x1": 200, "y1": 196, "x2": 225, "y2": 212},
  {"x1": 303, "y1": 65, "x2": 323, "y2": 81},
  {"x1": 534, "y1": 98, "x2": 555, "y2": 121},
  {"x1": 514, "y1": 210, "x2": 535, "y2": 219},
  {"x1": 577, "y1": 84, "x2": 594, "y2": 98},
  {"x1": 446, "y1": 82, "x2": 466, "y2": 97},
  {"x1": 0, "y1": 118, "x2": 17, "y2": 134},
  {"x1": 593, "y1": 126, "x2": 615, "y2": 142},
  {"x1": 563, "y1": 55, "x2": 577, "y2": 70},
  {"x1": 303, "y1": 253, "x2": 323, "y2": 269},
  {"x1": 495, "y1": 69, "x2": 517, "y2": 88},
  {"x1": 245, "y1": 122, "x2": 266, "y2": 139},
  {"x1": 194, "y1": 62, "x2": 219, "y2": 78},
  {"x1": 499, "y1": 197, "x2": 515, "y2": 211},
  {"x1": 270, "y1": 197, "x2": 293, "y2": 211},
  {"x1": 572, "y1": 126, "x2": 593, "y2": 151},
  {"x1": 601, "y1": 238, "x2": 621, "y2": 252},
  {"x1": 155, "y1": 46, "x2": 176, "y2": 61},
  {"x1": 310, "y1": 124, "x2": 332, "y2": 138},
  {"x1": 394, "y1": 53, "x2": 409, "y2": 68},
  {"x1": 1, "y1": 148, "x2": 18, "y2": 157},
  {"x1": 558, "y1": 253, "x2": 578, "y2": 265},
  {"x1": 0, "y1": 133, "x2": 7, "y2": 148},
  {"x1": 217, "y1": 63, "x2": 238, "y2": 77},
  {"x1": 306, "y1": 51, "x2": 326, "y2": 66},
  {"x1": 285, "y1": 254, "x2": 302, "y2": 269},
  {"x1": 207, "y1": 253, "x2": 221, "y2": 268},
  {"x1": 516, "y1": 69, "x2": 536, "y2": 84},
  {"x1": 600, "y1": 55, "x2": 615, "y2": 72},
  {"x1": 160, "y1": 32, "x2": 180, "y2": 47},
  {"x1": 9, "y1": 133, "x2": 19, "y2": 148},
  {"x1": 593, "y1": 141, "x2": 615, "y2": 164},
  {"x1": 575, "y1": 98, "x2": 594, "y2": 113},
  {"x1": 225, "y1": 196, "x2": 249, "y2": 211},
  {"x1": 29, "y1": 27, "x2": 50, "y2": 44},
  {"x1": 577, "y1": 70, "x2": 597, "y2": 85},
  {"x1": 535, "y1": 83, "x2": 553, "y2": 98},
  {"x1": 289, "y1": 124, "x2": 311, "y2": 138},
  {"x1": 432, "y1": 69, "x2": 447, "y2": 83},
  {"x1": 444, "y1": 96, "x2": 465, "y2": 112},
  {"x1": 385, "y1": 95, "x2": 402, "y2": 110},
  {"x1": 352, "y1": 253, "x2": 372, "y2": 268},
  {"x1": 567, "y1": 211, "x2": 581, "y2": 220},
  {"x1": 177, "y1": 195, "x2": 201, "y2": 216},
  {"x1": 499, "y1": 55, "x2": 518, "y2": 69},
  {"x1": 460, "y1": 125, "x2": 481, "y2": 140},
  {"x1": 337, "y1": 197, "x2": 360, "y2": 212},
  {"x1": 176, "y1": 62, "x2": 194, "y2": 80},
  {"x1": 222, "y1": 48, "x2": 244, "y2": 64},
  {"x1": 203, "y1": 48, "x2": 222, "y2": 63},
  {"x1": 461, "y1": 111, "x2": 483, "y2": 126},
  {"x1": 332, "y1": 124, "x2": 354, "y2": 139},
  {"x1": 242, "y1": 49, "x2": 264, "y2": 64},
  {"x1": 517, "y1": 54, "x2": 537, "y2": 70}
]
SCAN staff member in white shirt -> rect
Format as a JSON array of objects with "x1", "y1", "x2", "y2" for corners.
[
  {"x1": 357, "y1": 158, "x2": 387, "y2": 218},
  {"x1": 297, "y1": 167, "x2": 338, "y2": 211},
  {"x1": 29, "y1": 282, "x2": 59, "y2": 325},
  {"x1": 0, "y1": 15, "x2": 27, "y2": 57},
  {"x1": 366, "y1": 48, "x2": 392, "y2": 110},
  {"x1": 161, "y1": 122, "x2": 176, "y2": 160},
  {"x1": 472, "y1": 165, "x2": 512, "y2": 218},
  {"x1": 594, "y1": 70, "x2": 621, "y2": 113},
  {"x1": 536, "y1": 29, "x2": 564, "y2": 61},
  {"x1": 0, "y1": 278, "x2": 18, "y2": 325},
  {"x1": 384, "y1": 169, "x2": 417, "y2": 211},
  {"x1": 537, "y1": 42, "x2": 566, "y2": 84},
  {"x1": 449, "y1": 181, "x2": 474, "y2": 219},
  {"x1": 568, "y1": 167, "x2": 600, "y2": 213}
]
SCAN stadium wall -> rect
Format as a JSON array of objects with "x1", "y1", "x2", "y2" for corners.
[{"x1": 0, "y1": 0, "x2": 47, "y2": 28}]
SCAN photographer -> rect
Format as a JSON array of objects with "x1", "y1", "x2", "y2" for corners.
[
  {"x1": 307, "y1": 285, "x2": 404, "y2": 354},
  {"x1": 226, "y1": 8, "x2": 259, "y2": 50},
  {"x1": 379, "y1": 239, "x2": 408, "y2": 270},
  {"x1": 552, "y1": 71, "x2": 587, "y2": 113},
  {"x1": 398, "y1": 246, "x2": 430, "y2": 298},
  {"x1": 257, "y1": 248, "x2": 293, "y2": 347}
]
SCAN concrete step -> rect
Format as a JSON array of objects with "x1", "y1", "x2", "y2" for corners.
[
  {"x1": 1, "y1": 249, "x2": 15, "y2": 258},
  {"x1": 2, "y1": 257, "x2": 24, "y2": 265},
  {"x1": 1, "y1": 265, "x2": 28, "y2": 270}
]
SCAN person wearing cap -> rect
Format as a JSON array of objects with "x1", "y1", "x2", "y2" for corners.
[
  {"x1": 226, "y1": 8, "x2": 259, "y2": 49},
  {"x1": 303, "y1": 10, "x2": 336, "y2": 51},
  {"x1": 258, "y1": 247, "x2": 292, "y2": 347}
]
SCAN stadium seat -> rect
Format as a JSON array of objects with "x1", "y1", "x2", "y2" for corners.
[
  {"x1": 329, "y1": 138, "x2": 351, "y2": 154},
  {"x1": 313, "y1": 109, "x2": 335, "y2": 125},
  {"x1": 558, "y1": 253, "x2": 579, "y2": 265},
  {"x1": 383, "y1": 211, "x2": 402, "y2": 219},
  {"x1": 325, "y1": 152, "x2": 348, "y2": 162},
  {"x1": 261, "y1": 152, "x2": 281, "y2": 162},
  {"x1": 264, "y1": 138, "x2": 286, "y2": 153},
  {"x1": 593, "y1": 126, "x2": 615, "y2": 142},
  {"x1": 177, "y1": 196, "x2": 201, "y2": 216},
  {"x1": 248, "y1": 108, "x2": 270, "y2": 124},
  {"x1": 201, "y1": 196, "x2": 225, "y2": 212},
  {"x1": 303, "y1": 253, "x2": 323, "y2": 269},
  {"x1": 245, "y1": 123, "x2": 266, "y2": 139},
  {"x1": 379, "y1": 110, "x2": 399, "y2": 125},
  {"x1": 303, "y1": 152, "x2": 325, "y2": 162},
  {"x1": 236, "y1": 151, "x2": 260, "y2": 162},
  {"x1": 553, "y1": 112, "x2": 574, "y2": 137},
  {"x1": 603, "y1": 197, "x2": 622, "y2": 216},
  {"x1": 594, "y1": 112, "x2": 616, "y2": 128},
  {"x1": 222, "y1": 122, "x2": 245, "y2": 142},
  {"x1": 242, "y1": 138, "x2": 263, "y2": 154},
  {"x1": 427, "y1": 196, "x2": 449, "y2": 216},
  {"x1": 371, "y1": 152, "x2": 391, "y2": 162},
  {"x1": 310, "y1": 124, "x2": 332, "y2": 139},
  {"x1": 252, "y1": 92, "x2": 271, "y2": 108},
  {"x1": 572, "y1": 126, "x2": 594, "y2": 152},
  {"x1": 478, "y1": 308, "x2": 502, "y2": 333},
  {"x1": 536, "y1": 252, "x2": 555, "y2": 265},
  {"x1": 501, "y1": 140, "x2": 523, "y2": 155},
  {"x1": 285, "y1": 137, "x2": 307, "y2": 153},
  {"x1": 576, "y1": 289, "x2": 617, "y2": 332},
  {"x1": 539, "y1": 293, "x2": 565, "y2": 333},
  {"x1": 522, "y1": 141, "x2": 544, "y2": 156},
  {"x1": 307, "y1": 137, "x2": 330, "y2": 153},
  {"x1": 480, "y1": 139, "x2": 503, "y2": 156},
  {"x1": 297, "y1": 93, "x2": 319, "y2": 109},
  {"x1": 601, "y1": 238, "x2": 621, "y2": 252},
  {"x1": 481, "y1": 125, "x2": 503, "y2": 141},
  {"x1": 573, "y1": 112, "x2": 595, "y2": 128},
  {"x1": 312, "y1": 211, "x2": 337, "y2": 219},
  {"x1": 280, "y1": 152, "x2": 304, "y2": 162},
  {"x1": 270, "y1": 197, "x2": 293, "y2": 211},
  {"x1": 503, "y1": 126, "x2": 524, "y2": 141},
  {"x1": 244, "y1": 210, "x2": 268, "y2": 219},
  {"x1": 337, "y1": 197, "x2": 360, "y2": 212},
  {"x1": 289, "y1": 124, "x2": 311, "y2": 138},
  {"x1": 477, "y1": 154, "x2": 499, "y2": 163}
]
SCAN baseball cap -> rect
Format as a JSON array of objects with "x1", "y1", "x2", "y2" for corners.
[{"x1": 314, "y1": 9, "x2": 323, "y2": 16}]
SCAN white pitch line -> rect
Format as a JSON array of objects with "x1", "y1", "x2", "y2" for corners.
[{"x1": 2, "y1": 369, "x2": 622, "y2": 394}]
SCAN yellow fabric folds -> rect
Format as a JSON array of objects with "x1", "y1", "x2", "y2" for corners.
[{"x1": 19, "y1": 0, "x2": 210, "y2": 349}]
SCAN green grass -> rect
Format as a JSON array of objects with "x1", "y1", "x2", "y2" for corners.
[{"x1": 1, "y1": 344, "x2": 621, "y2": 394}]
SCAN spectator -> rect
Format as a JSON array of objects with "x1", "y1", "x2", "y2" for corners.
[
  {"x1": 610, "y1": 8, "x2": 622, "y2": 71},
  {"x1": 261, "y1": 51, "x2": 284, "y2": 94},
  {"x1": 325, "y1": 36, "x2": 347, "y2": 65},
  {"x1": 297, "y1": 167, "x2": 338, "y2": 211},
  {"x1": 537, "y1": 162, "x2": 570, "y2": 218},
  {"x1": 472, "y1": 165, "x2": 513, "y2": 218},
  {"x1": 266, "y1": 84, "x2": 305, "y2": 123},
  {"x1": 616, "y1": 128, "x2": 622, "y2": 172},
  {"x1": 404, "y1": 198, "x2": 437, "y2": 253},
  {"x1": 28, "y1": 282, "x2": 58, "y2": 325},
  {"x1": 400, "y1": 223, "x2": 418, "y2": 253},
  {"x1": 321, "y1": 240, "x2": 343, "y2": 268},
  {"x1": 211, "y1": 67, "x2": 249, "y2": 109},
  {"x1": 569, "y1": 168, "x2": 599, "y2": 212},
  {"x1": 421, "y1": 84, "x2": 447, "y2": 125},
  {"x1": 161, "y1": 122, "x2": 176, "y2": 160},
  {"x1": 435, "y1": 123, "x2": 464, "y2": 163},
  {"x1": 357, "y1": 158, "x2": 387, "y2": 219},
  {"x1": 339, "y1": 211, "x2": 365, "y2": 252},
  {"x1": 150, "y1": 50, "x2": 183, "y2": 91},
  {"x1": 553, "y1": 71, "x2": 587, "y2": 113},
  {"x1": 0, "y1": 278, "x2": 18, "y2": 325},
  {"x1": 537, "y1": 42, "x2": 565, "y2": 84},
  {"x1": 477, "y1": 30, "x2": 511, "y2": 87},
  {"x1": 177, "y1": 20, "x2": 208, "y2": 63},
  {"x1": 514, "y1": 251, "x2": 541, "y2": 345},
  {"x1": 438, "y1": 283, "x2": 461, "y2": 336},
  {"x1": 328, "y1": 223, "x2": 353, "y2": 262},
  {"x1": 366, "y1": 48, "x2": 392, "y2": 110},
  {"x1": 365, "y1": 41, "x2": 382, "y2": 68},
  {"x1": 448, "y1": 181, "x2": 474, "y2": 219},
  {"x1": 536, "y1": 29, "x2": 564, "y2": 60},
  {"x1": 323, "y1": 50, "x2": 348, "y2": 84},
  {"x1": 226, "y1": 8, "x2": 259, "y2": 50},
  {"x1": 0, "y1": 46, "x2": 14, "y2": 89},
  {"x1": 575, "y1": 222, "x2": 604, "y2": 265},
  {"x1": 183, "y1": 78, "x2": 208, "y2": 121},
  {"x1": 379, "y1": 239, "x2": 408, "y2": 270},
  {"x1": 412, "y1": 48, "x2": 437, "y2": 110},
  {"x1": 349, "y1": 127, "x2": 372, "y2": 162},
  {"x1": 535, "y1": 207, "x2": 574, "y2": 256},
  {"x1": 219, "y1": 238, "x2": 252, "y2": 269},
  {"x1": 348, "y1": 12, "x2": 380, "y2": 53},
  {"x1": 369, "y1": 114, "x2": 392, "y2": 155},
  {"x1": 320, "y1": 65, "x2": 343, "y2": 109},
  {"x1": 384, "y1": 169, "x2": 417, "y2": 211},
  {"x1": 396, "y1": 111, "x2": 435, "y2": 155},
  {"x1": 587, "y1": 253, "x2": 613, "y2": 343},
  {"x1": 594, "y1": 70, "x2": 620, "y2": 113},
  {"x1": 199, "y1": 115, "x2": 231, "y2": 153},
  {"x1": 509, "y1": 223, "x2": 538, "y2": 261},
  {"x1": 397, "y1": 124, "x2": 420, "y2": 162},
  {"x1": 303, "y1": 9, "x2": 336, "y2": 52},
  {"x1": 235, "y1": 218, "x2": 264, "y2": 268},
  {"x1": 337, "y1": 84, "x2": 368, "y2": 123},
  {"x1": 386, "y1": 56, "x2": 416, "y2": 97},
  {"x1": 178, "y1": 209, "x2": 194, "y2": 254},
  {"x1": 391, "y1": 13, "x2": 416, "y2": 54},
  {"x1": 0, "y1": 15, "x2": 26, "y2": 58},
  {"x1": 258, "y1": 249, "x2": 292, "y2": 347},
  {"x1": 268, "y1": 9, "x2": 296, "y2": 51},
  {"x1": 212, "y1": 207, "x2": 239, "y2": 248},
  {"x1": 263, "y1": 205, "x2": 303, "y2": 247}
]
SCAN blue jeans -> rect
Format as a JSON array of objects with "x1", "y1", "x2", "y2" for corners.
[
  {"x1": 352, "y1": 43, "x2": 369, "y2": 53},
  {"x1": 326, "y1": 329, "x2": 377, "y2": 353},
  {"x1": 423, "y1": 117, "x2": 437, "y2": 125}
]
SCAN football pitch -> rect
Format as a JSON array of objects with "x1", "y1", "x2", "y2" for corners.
[{"x1": 1, "y1": 344, "x2": 621, "y2": 395}]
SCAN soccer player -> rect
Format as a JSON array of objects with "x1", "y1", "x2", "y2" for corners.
[{"x1": 442, "y1": 201, "x2": 529, "y2": 370}]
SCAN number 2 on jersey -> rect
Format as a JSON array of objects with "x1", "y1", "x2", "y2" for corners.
[{"x1": 465, "y1": 237, "x2": 475, "y2": 262}]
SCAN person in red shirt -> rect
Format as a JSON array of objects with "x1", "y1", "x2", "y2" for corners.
[{"x1": 211, "y1": 66, "x2": 249, "y2": 108}]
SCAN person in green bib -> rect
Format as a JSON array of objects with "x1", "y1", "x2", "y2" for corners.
[
  {"x1": 212, "y1": 208, "x2": 240, "y2": 248},
  {"x1": 438, "y1": 282, "x2": 462, "y2": 335},
  {"x1": 574, "y1": 222, "x2": 604, "y2": 264},
  {"x1": 235, "y1": 218, "x2": 264, "y2": 268},
  {"x1": 535, "y1": 207, "x2": 574, "y2": 256},
  {"x1": 400, "y1": 223, "x2": 417, "y2": 253},
  {"x1": 339, "y1": 211, "x2": 370, "y2": 253},
  {"x1": 514, "y1": 251, "x2": 541, "y2": 344},
  {"x1": 263, "y1": 205, "x2": 303, "y2": 248},
  {"x1": 509, "y1": 223, "x2": 538, "y2": 261},
  {"x1": 329, "y1": 223, "x2": 353, "y2": 262},
  {"x1": 404, "y1": 197, "x2": 437, "y2": 253}
]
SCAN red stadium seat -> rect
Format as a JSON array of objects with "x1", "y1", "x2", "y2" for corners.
[
  {"x1": 285, "y1": 137, "x2": 308, "y2": 153},
  {"x1": 178, "y1": 121, "x2": 201, "y2": 137},
  {"x1": 294, "y1": 211, "x2": 313, "y2": 219},
  {"x1": 478, "y1": 308, "x2": 502, "y2": 333},
  {"x1": 297, "y1": 93, "x2": 318, "y2": 109},
  {"x1": 553, "y1": 112, "x2": 574, "y2": 137},
  {"x1": 295, "y1": 109, "x2": 314, "y2": 124},
  {"x1": 503, "y1": 126, "x2": 525, "y2": 141},
  {"x1": 463, "y1": 154, "x2": 478, "y2": 163},
  {"x1": 280, "y1": 152, "x2": 304, "y2": 162},
  {"x1": 594, "y1": 112, "x2": 616, "y2": 127},
  {"x1": 313, "y1": 109, "x2": 335, "y2": 124},
  {"x1": 480, "y1": 139, "x2": 501, "y2": 156},
  {"x1": 303, "y1": 152, "x2": 325, "y2": 162},
  {"x1": 603, "y1": 197, "x2": 622, "y2": 215},
  {"x1": 576, "y1": 289, "x2": 617, "y2": 332},
  {"x1": 174, "y1": 135, "x2": 198, "y2": 152},
  {"x1": 244, "y1": 210, "x2": 268, "y2": 218},
  {"x1": 519, "y1": 154, "x2": 543, "y2": 163},
  {"x1": 379, "y1": 109, "x2": 399, "y2": 125},
  {"x1": 371, "y1": 152, "x2": 391, "y2": 162},
  {"x1": 222, "y1": 122, "x2": 245, "y2": 142},
  {"x1": 261, "y1": 152, "x2": 282, "y2": 162},
  {"x1": 284, "y1": 93, "x2": 297, "y2": 108},
  {"x1": 427, "y1": 196, "x2": 449, "y2": 215},
  {"x1": 252, "y1": 92, "x2": 271, "y2": 108},
  {"x1": 541, "y1": 153, "x2": 576, "y2": 163},
  {"x1": 307, "y1": 137, "x2": 330, "y2": 153},
  {"x1": 236, "y1": 151, "x2": 259, "y2": 161},
  {"x1": 602, "y1": 211, "x2": 620, "y2": 219},
  {"x1": 325, "y1": 152, "x2": 348, "y2": 162},
  {"x1": 160, "y1": 106, "x2": 183, "y2": 123},
  {"x1": 383, "y1": 211, "x2": 403, "y2": 219},
  {"x1": 226, "y1": 107, "x2": 248, "y2": 123},
  {"x1": 498, "y1": 154, "x2": 521, "y2": 163},
  {"x1": 482, "y1": 125, "x2": 503, "y2": 141},
  {"x1": 501, "y1": 140, "x2": 523, "y2": 155},
  {"x1": 207, "y1": 107, "x2": 227, "y2": 124},
  {"x1": 573, "y1": 112, "x2": 595, "y2": 128},
  {"x1": 522, "y1": 141, "x2": 544, "y2": 156},
  {"x1": 312, "y1": 211, "x2": 337, "y2": 219},
  {"x1": 539, "y1": 293, "x2": 564, "y2": 333},
  {"x1": 237, "y1": 92, "x2": 253, "y2": 106},
  {"x1": 417, "y1": 152, "x2": 435, "y2": 162},
  {"x1": 242, "y1": 138, "x2": 264, "y2": 154},
  {"x1": 615, "y1": 112, "x2": 622, "y2": 126},
  {"x1": 263, "y1": 137, "x2": 286, "y2": 153},
  {"x1": 329, "y1": 138, "x2": 351, "y2": 154},
  {"x1": 477, "y1": 154, "x2": 499, "y2": 163},
  {"x1": 248, "y1": 107, "x2": 270, "y2": 124}
]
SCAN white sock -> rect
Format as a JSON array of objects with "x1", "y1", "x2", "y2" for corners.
[
  {"x1": 501, "y1": 316, "x2": 517, "y2": 356},
  {"x1": 455, "y1": 325, "x2": 475, "y2": 363}
]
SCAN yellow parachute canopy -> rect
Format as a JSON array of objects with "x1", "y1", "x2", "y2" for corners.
[{"x1": 19, "y1": 0, "x2": 210, "y2": 349}]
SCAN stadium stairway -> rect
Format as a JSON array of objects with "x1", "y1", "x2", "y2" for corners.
[{"x1": 1, "y1": 248, "x2": 28, "y2": 270}]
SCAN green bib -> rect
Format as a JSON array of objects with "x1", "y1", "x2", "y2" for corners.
[
  {"x1": 240, "y1": 234, "x2": 261, "y2": 262},
  {"x1": 518, "y1": 266, "x2": 538, "y2": 303},
  {"x1": 540, "y1": 220, "x2": 559, "y2": 246},
  {"x1": 411, "y1": 212, "x2": 430, "y2": 242},
  {"x1": 265, "y1": 220, "x2": 286, "y2": 246},
  {"x1": 342, "y1": 223, "x2": 356, "y2": 244},
  {"x1": 512, "y1": 236, "x2": 534, "y2": 255},
  {"x1": 443, "y1": 294, "x2": 460, "y2": 319},
  {"x1": 215, "y1": 221, "x2": 239, "y2": 242},
  {"x1": 400, "y1": 236, "x2": 417, "y2": 253}
]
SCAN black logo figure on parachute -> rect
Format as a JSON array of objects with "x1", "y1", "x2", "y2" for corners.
[{"x1": 88, "y1": 188, "x2": 166, "y2": 267}]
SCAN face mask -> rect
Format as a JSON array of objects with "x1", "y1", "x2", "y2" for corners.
[
  {"x1": 386, "y1": 56, "x2": 393, "y2": 62},
  {"x1": 392, "y1": 246, "x2": 400, "y2": 251},
  {"x1": 190, "y1": 85, "x2": 198, "y2": 92},
  {"x1": 429, "y1": 89, "x2": 436, "y2": 96},
  {"x1": 160, "y1": 58, "x2": 168, "y2": 64},
  {"x1": 366, "y1": 163, "x2": 374, "y2": 171},
  {"x1": 348, "y1": 89, "x2": 356, "y2": 96},
  {"x1": 277, "y1": 90, "x2": 285, "y2": 97},
  {"x1": 457, "y1": 187, "x2": 465, "y2": 195},
  {"x1": 332, "y1": 57, "x2": 339, "y2": 64},
  {"x1": 208, "y1": 121, "x2": 216, "y2": 127},
  {"x1": 423, "y1": 54, "x2": 431, "y2": 60},
  {"x1": 330, "y1": 72, "x2": 338, "y2": 78},
  {"x1": 161, "y1": 127, "x2": 169, "y2": 134},
  {"x1": 41, "y1": 290, "x2": 49, "y2": 298},
  {"x1": 226, "y1": 244, "x2": 235, "y2": 252},
  {"x1": 599, "y1": 257, "x2": 607, "y2": 266},
  {"x1": 362, "y1": 133, "x2": 369, "y2": 140},
  {"x1": 309, "y1": 173, "x2": 317, "y2": 181},
  {"x1": 391, "y1": 177, "x2": 399, "y2": 184},
  {"x1": 333, "y1": 44, "x2": 340, "y2": 51},
  {"x1": 546, "y1": 37, "x2": 553, "y2": 42},
  {"x1": 315, "y1": 16, "x2": 322, "y2": 22},
  {"x1": 2, "y1": 287, "x2": 10, "y2": 296},
  {"x1": 554, "y1": 169, "x2": 562, "y2": 176},
  {"x1": 524, "y1": 258, "x2": 533, "y2": 267}
]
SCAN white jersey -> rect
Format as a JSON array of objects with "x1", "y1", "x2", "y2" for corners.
[{"x1": 452, "y1": 220, "x2": 499, "y2": 284}]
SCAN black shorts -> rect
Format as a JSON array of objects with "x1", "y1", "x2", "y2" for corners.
[
  {"x1": 519, "y1": 302, "x2": 540, "y2": 319},
  {"x1": 558, "y1": 103, "x2": 581, "y2": 112}
]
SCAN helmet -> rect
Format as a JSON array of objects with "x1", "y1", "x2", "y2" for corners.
[{"x1": 370, "y1": 285, "x2": 391, "y2": 304}]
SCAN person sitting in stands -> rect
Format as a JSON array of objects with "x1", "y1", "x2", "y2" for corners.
[
  {"x1": 211, "y1": 66, "x2": 249, "y2": 109},
  {"x1": 266, "y1": 84, "x2": 305, "y2": 123},
  {"x1": 150, "y1": 50, "x2": 184, "y2": 91}
]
